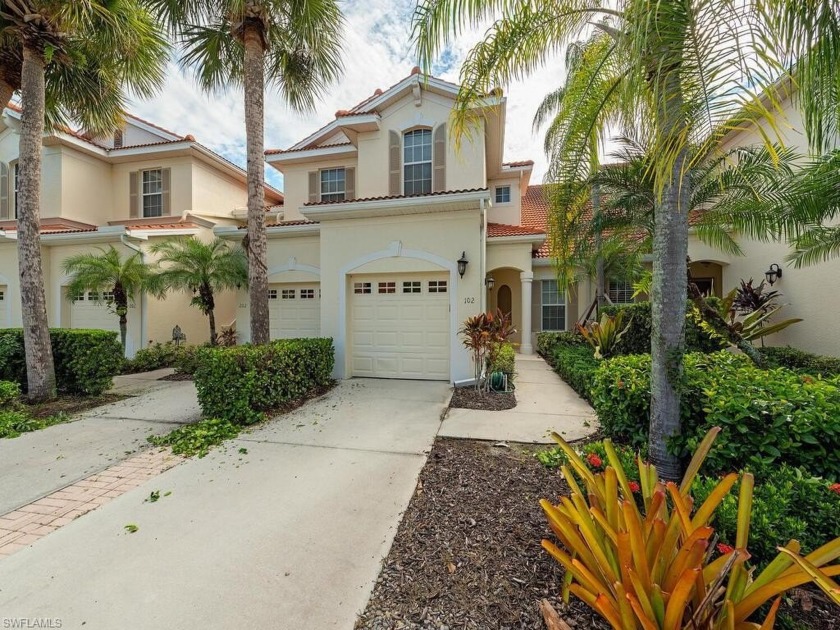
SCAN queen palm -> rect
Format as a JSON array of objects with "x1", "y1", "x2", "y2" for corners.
[
  {"x1": 413, "y1": 0, "x2": 808, "y2": 479},
  {"x1": 1, "y1": 1, "x2": 168, "y2": 401},
  {"x1": 148, "y1": 238, "x2": 248, "y2": 346},
  {"x1": 61, "y1": 247, "x2": 151, "y2": 352},
  {"x1": 148, "y1": 0, "x2": 344, "y2": 345}
]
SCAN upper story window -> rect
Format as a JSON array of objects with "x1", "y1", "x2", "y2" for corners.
[
  {"x1": 320, "y1": 168, "x2": 345, "y2": 203},
  {"x1": 142, "y1": 169, "x2": 163, "y2": 218},
  {"x1": 403, "y1": 129, "x2": 432, "y2": 196},
  {"x1": 495, "y1": 185, "x2": 511, "y2": 204},
  {"x1": 607, "y1": 279, "x2": 634, "y2": 305},
  {"x1": 13, "y1": 162, "x2": 19, "y2": 218}
]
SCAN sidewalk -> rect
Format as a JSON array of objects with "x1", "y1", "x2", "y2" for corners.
[{"x1": 439, "y1": 354, "x2": 597, "y2": 443}]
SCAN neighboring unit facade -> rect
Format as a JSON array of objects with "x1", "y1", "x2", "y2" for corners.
[
  {"x1": 0, "y1": 106, "x2": 282, "y2": 355},
  {"x1": 219, "y1": 69, "x2": 571, "y2": 383}
]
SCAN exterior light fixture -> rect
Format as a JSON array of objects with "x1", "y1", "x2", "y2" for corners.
[
  {"x1": 764, "y1": 263, "x2": 783, "y2": 286},
  {"x1": 457, "y1": 251, "x2": 469, "y2": 278},
  {"x1": 485, "y1": 275, "x2": 495, "y2": 290}
]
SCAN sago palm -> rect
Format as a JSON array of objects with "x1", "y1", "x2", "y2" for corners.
[
  {"x1": 413, "y1": 0, "x2": 792, "y2": 480},
  {"x1": 61, "y1": 246, "x2": 151, "y2": 352},
  {"x1": 1, "y1": 0, "x2": 168, "y2": 401},
  {"x1": 148, "y1": 0, "x2": 344, "y2": 345},
  {"x1": 148, "y1": 238, "x2": 248, "y2": 346}
]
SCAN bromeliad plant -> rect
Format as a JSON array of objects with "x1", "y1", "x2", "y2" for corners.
[
  {"x1": 577, "y1": 311, "x2": 630, "y2": 359},
  {"x1": 540, "y1": 427, "x2": 840, "y2": 629}
]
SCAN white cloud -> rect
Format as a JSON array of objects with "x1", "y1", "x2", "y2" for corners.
[{"x1": 127, "y1": 1, "x2": 567, "y2": 190}]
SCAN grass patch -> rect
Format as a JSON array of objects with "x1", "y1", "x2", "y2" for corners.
[
  {"x1": 147, "y1": 417, "x2": 242, "y2": 458},
  {"x1": 0, "y1": 410, "x2": 73, "y2": 439}
]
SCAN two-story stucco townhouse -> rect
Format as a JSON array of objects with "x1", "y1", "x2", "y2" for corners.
[
  {"x1": 0, "y1": 104, "x2": 283, "y2": 356},
  {"x1": 216, "y1": 68, "x2": 575, "y2": 383}
]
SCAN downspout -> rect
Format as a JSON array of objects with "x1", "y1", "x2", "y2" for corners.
[
  {"x1": 479, "y1": 198, "x2": 487, "y2": 312},
  {"x1": 121, "y1": 232, "x2": 147, "y2": 352}
]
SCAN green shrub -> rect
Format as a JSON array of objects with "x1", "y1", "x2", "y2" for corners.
[
  {"x1": 759, "y1": 346, "x2": 840, "y2": 376},
  {"x1": 147, "y1": 417, "x2": 241, "y2": 458},
  {"x1": 173, "y1": 345, "x2": 201, "y2": 375},
  {"x1": 193, "y1": 338, "x2": 334, "y2": 425},
  {"x1": 602, "y1": 300, "x2": 725, "y2": 355},
  {"x1": 549, "y1": 343, "x2": 601, "y2": 402},
  {"x1": 0, "y1": 328, "x2": 123, "y2": 396},
  {"x1": 0, "y1": 380, "x2": 21, "y2": 406},
  {"x1": 122, "y1": 341, "x2": 202, "y2": 374},
  {"x1": 0, "y1": 410, "x2": 39, "y2": 439},
  {"x1": 489, "y1": 342, "x2": 515, "y2": 379},
  {"x1": 536, "y1": 331, "x2": 583, "y2": 356},
  {"x1": 591, "y1": 351, "x2": 840, "y2": 480},
  {"x1": 693, "y1": 465, "x2": 840, "y2": 570}
]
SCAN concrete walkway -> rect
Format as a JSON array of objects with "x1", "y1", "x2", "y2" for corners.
[
  {"x1": 0, "y1": 378, "x2": 199, "y2": 515},
  {"x1": 439, "y1": 354, "x2": 597, "y2": 443},
  {"x1": 0, "y1": 379, "x2": 449, "y2": 630}
]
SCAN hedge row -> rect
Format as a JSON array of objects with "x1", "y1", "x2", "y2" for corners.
[
  {"x1": 122, "y1": 342, "x2": 201, "y2": 375},
  {"x1": 601, "y1": 300, "x2": 724, "y2": 355},
  {"x1": 0, "y1": 329, "x2": 123, "y2": 396},
  {"x1": 537, "y1": 332, "x2": 599, "y2": 402},
  {"x1": 591, "y1": 351, "x2": 840, "y2": 480},
  {"x1": 193, "y1": 338, "x2": 334, "y2": 425},
  {"x1": 759, "y1": 346, "x2": 840, "y2": 377}
]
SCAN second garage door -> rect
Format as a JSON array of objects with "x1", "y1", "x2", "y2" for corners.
[
  {"x1": 269, "y1": 284, "x2": 321, "y2": 339},
  {"x1": 350, "y1": 273, "x2": 450, "y2": 380},
  {"x1": 69, "y1": 291, "x2": 120, "y2": 333}
]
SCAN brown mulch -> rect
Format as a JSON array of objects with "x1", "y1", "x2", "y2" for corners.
[
  {"x1": 355, "y1": 438, "x2": 607, "y2": 630},
  {"x1": 158, "y1": 372, "x2": 193, "y2": 382},
  {"x1": 449, "y1": 387, "x2": 516, "y2": 411},
  {"x1": 24, "y1": 393, "x2": 126, "y2": 419},
  {"x1": 356, "y1": 438, "x2": 839, "y2": 630}
]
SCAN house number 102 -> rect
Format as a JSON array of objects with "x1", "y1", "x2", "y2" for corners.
[{"x1": 463, "y1": 297, "x2": 475, "y2": 304}]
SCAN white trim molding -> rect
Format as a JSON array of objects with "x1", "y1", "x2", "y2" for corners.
[
  {"x1": 0, "y1": 272, "x2": 12, "y2": 327},
  {"x1": 336, "y1": 241, "x2": 459, "y2": 382},
  {"x1": 268, "y1": 257, "x2": 321, "y2": 278}
]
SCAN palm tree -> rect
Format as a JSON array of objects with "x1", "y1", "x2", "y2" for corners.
[
  {"x1": 148, "y1": 0, "x2": 344, "y2": 346},
  {"x1": 1, "y1": 1, "x2": 168, "y2": 401},
  {"x1": 413, "y1": 0, "x2": 796, "y2": 480},
  {"x1": 61, "y1": 246, "x2": 151, "y2": 352},
  {"x1": 148, "y1": 238, "x2": 248, "y2": 346}
]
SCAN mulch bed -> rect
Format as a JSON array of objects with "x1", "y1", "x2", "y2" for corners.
[
  {"x1": 24, "y1": 393, "x2": 126, "y2": 419},
  {"x1": 356, "y1": 438, "x2": 839, "y2": 630},
  {"x1": 449, "y1": 387, "x2": 516, "y2": 411},
  {"x1": 355, "y1": 438, "x2": 607, "y2": 630},
  {"x1": 158, "y1": 372, "x2": 193, "y2": 382}
]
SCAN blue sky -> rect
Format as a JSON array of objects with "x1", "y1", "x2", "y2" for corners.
[{"x1": 128, "y1": 1, "x2": 565, "y2": 192}]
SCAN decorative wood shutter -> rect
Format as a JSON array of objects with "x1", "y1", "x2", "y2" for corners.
[
  {"x1": 433, "y1": 123, "x2": 446, "y2": 192},
  {"x1": 345, "y1": 167, "x2": 355, "y2": 201},
  {"x1": 532, "y1": 280, "x2": 542, "y2": 333},
  {"x1": 388, "y1": 130, "x2": 401, "y2": 195},
  {"x1": 129, "y1": 171, "x2": 139, "y2": 218},
  {"x1": 0, "y1": 162, "x2": 8, "y2": 220},
  {"x1": 161, "y1": 168, "x2": 172, "y2": 216},
  {"x1": 308, "y1": 171, "x2": 319, "y2": 203}
]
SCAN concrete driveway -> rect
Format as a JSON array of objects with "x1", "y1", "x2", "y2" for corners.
[
  {"x1": 0, "y1": 380, "x2": 200, "y2": 515},
  {"x1": 0, "y1": 379, "x2": 449, "y2": 630}
]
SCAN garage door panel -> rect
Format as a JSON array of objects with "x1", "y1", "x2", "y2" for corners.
[
  {"x1": 0, "y1": 286, "x2": 7, "y2": 328},
  {"x1": 350, "y1": 273, "x2": 450, "y2": 381},
  {"x1": 269, "y1": 283, "x2": 320, "y2": 340}
]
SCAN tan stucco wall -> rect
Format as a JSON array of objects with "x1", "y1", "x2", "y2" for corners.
[
  {"x1": 191, "y1": 160, "x2": 250, "y2": 219},
  {"x1": 59, "y1": 148, "x2": 114, "y2": 224},
  {"x1": 486, "y1": 175, "x2": 522, "y2": 225}
]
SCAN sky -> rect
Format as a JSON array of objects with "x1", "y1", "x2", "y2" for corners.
[{"x1": 127, "y1": 0, "x2": 566, "y2": 192}]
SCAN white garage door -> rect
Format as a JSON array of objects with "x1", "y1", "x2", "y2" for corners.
[
  {"x1": 350, "y1": 273, "x2": 450, "y2": 380},
  {"x1": 269, "y1": 284, "x2": 321, "y2": 339},
  {"x1": 0, "y1": 285, "x2": 8, "y2": 328},
  {"x1": 69, "y1": 290, "x2": 120, "y2": 332}
]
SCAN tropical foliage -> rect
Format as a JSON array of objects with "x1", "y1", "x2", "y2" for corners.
[
  {"x1": 541, "y1": 428, "x2": 840, "y2": 629},
  {"x1": 459, "y1": 309, "x2": 515, "y2": 391},
  {"x1": 147, "y1": 0, "x2": 344, "y2": 345},
  {"x1": 147, "y1": 238, "x2": 248, "y2": 346},
  {"x1": 578, "y1": 311, "x2": 630, "y2": 360},
  {"x1": 61, "y1": 246, "x2": 150, "y2": 351}
]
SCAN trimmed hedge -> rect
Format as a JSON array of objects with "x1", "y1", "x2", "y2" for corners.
[
  {"x1": 601, "y1": 300, "x2": 725, "y2": 355},
  {"x1": 759, "y1": 346, "x2": 840, "y2": 377},
  {"x1": 193, "y1": 338, "x2": 334, "y2": 425},
  {"x1": 0, "y1": 329, "x2": 123, "y2": 396},
  {"x1": 591, "y1": 351, "x2": 840, "y2": 480},
  {"x1": 536, "y1": 331, "x2": 582, "y2": 356},
  {"x1": 122, "y1": 342, "x2": 201, "y2": 375},
  {"x1": 537, "y1": 331, "x2": 600, "y2": 401}
]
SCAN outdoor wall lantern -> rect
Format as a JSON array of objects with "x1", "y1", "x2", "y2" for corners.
[
  {"x1": 764, "y1": 263, "x2": 783, "y2": 286},
  {"x1": 457, "y1": 251, "x2": 469, "y2": 278},
  {"x1": 485, "y1": 275, "x2": 496, "y2": 290}
]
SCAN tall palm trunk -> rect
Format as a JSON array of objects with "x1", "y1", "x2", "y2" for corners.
[
  {"x1": 114, "y1": 283, "x2": 128, "y2": 352},
  {"x1": 649, "y1": 64, "x2": 691, "y2": 482},
  {"x1": 243, "y1": 25, "x2": 269, "y2": 345},
  {"x1": 17, "y1": 46, "x2": 56, "y2": 401},
  {"x1": 593, "y1": 182, "x2": 604, "y2": 316},
  {"x1": 208, "y1": 308, "x2": 216, "y2": 346}
]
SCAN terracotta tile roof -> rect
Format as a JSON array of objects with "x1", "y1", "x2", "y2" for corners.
[
  {"x1": 304, "y1": 188, "x2": 488, "y2": 207},
  {"x1": 126, "y1": 222, "x2": 201, "y2": 231},
  {"x1": 237, "y1": 220, "x2": 319, "y2": 230},
  {"x1": 503, "y1": 160, "x2": 535, "y2": 168},
  {"x1": 265, "y1": 141, "x2": 354, "y2": 156},
  {"x1": 521, "y1": 185, "x2": 553, "y2": 258},
  {"x1": 0, "y1": 218, "x2": 99, "y2": 235},
  {"x1": 125, "y1": 113, "x2": 183, "y2": 139},
  {"x1": 487, "y1": 222, "x2": 545, "y2": 238}
]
